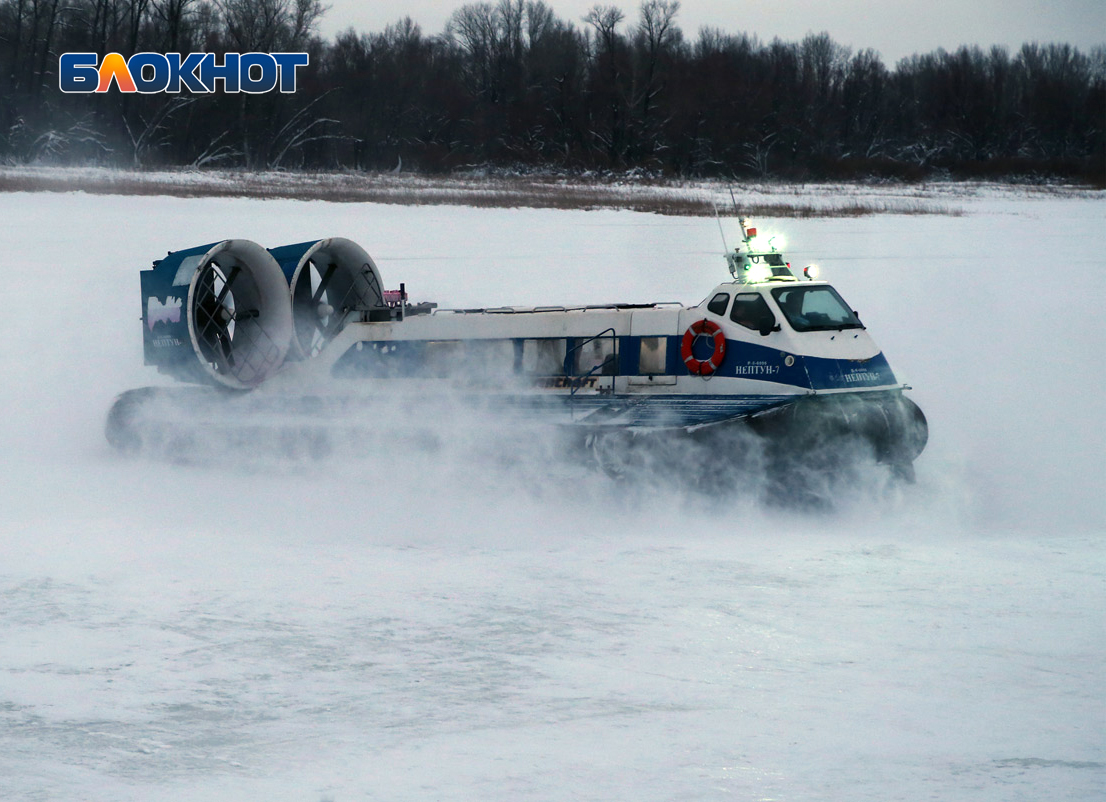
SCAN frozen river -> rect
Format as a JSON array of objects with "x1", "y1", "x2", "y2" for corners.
[{"x1": 0, "y1": 182, "x2": 1103, "y2": 800}]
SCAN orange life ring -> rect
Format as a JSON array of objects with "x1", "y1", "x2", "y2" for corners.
[{"x1": 681, "y1": 319, "x2": 726, "y2": 376}]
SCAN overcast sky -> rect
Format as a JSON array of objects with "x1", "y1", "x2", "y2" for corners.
[{"x1": 317, "y1": 0, "x2": 1104, "y2": 66}]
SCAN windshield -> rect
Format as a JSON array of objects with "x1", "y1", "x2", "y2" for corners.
[{"x1": 771, "y1": 285, "x2": 863, "y2": 332}]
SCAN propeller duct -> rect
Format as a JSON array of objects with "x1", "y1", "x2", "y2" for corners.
[
  {"x1": 268, "y1": 238, "x2": 387, "y2": 359},
  {"x1": 141, "y1": 239, "x2": 293, "y2": 389}
]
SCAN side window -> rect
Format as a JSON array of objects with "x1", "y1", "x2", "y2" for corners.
[
  {"x1": 706, "y1": 292, "x2": 731, "y2": 316},
  {"x1": 730, "y1": 293, "x2": 777, "y2": 333},
  {"x1": 520, "y1": 338, "x2": 566, "y2": 375},
  {"x1": 638, "y1": 336, "x2": 667, "y2": 374},
  {"x1": 460, "y1": 339, "x2": 515, "y2": 380},
  {"x1": 423, "y1": 340, "x2": 464, "y2": 376}
]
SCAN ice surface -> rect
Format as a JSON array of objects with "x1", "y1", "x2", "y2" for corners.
[{"x1": 0, "y1": 185, "x2": 1103, "y2": 801}]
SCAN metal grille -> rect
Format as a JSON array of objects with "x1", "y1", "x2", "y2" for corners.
[
  {"x1": 193, "y1": 261, "x2": 283, "y2": 385},
  {"x1": 296, "y1": 261, "x2": 385, "y2": 357}
]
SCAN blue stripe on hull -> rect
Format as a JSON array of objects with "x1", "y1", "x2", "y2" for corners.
[
  {"x1": 334, "y1": 335, "x2": 897, "y2": 394},
  {"x1": 678, "y1": 335, "x2": 897, "y2": 389}
]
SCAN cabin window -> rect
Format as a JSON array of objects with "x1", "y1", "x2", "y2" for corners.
[
  {"x1": 423, "y1": 340, "x2": 464, "y2": 376},
  {"x1": 771, "y1": 286, "x2": 863, "y2": 332},
  {"x1": 520, "y1": 338, "x2": 566, "y2": 375},
  {"x1": 572, "y1": 336, "x2": 617, "y2": 376},
  {"x1": 460, "y1": 339, "x2": 515, "y2": 379},
  {"x1": 332, "y1": 340, "x2": 425, "y2": 378},
  {"x1": 730, "y1": 293, "x2": 777, "y2": 332},
  {"x1": 706, "y1": 292, "x2": 731, "y2": 316},
  {"x1": 638, "y1": 336, "x2": 667, "y2": 374},
  {"x1": 336, "y1": 339, "x2": 519, "y2": 380}
]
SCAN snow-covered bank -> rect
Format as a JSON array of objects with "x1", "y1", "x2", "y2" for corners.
[
  {"x1": 4, "y1": 164, "x2": 1099, "y2": 217},
  {"x1": 0, "y1": 186, "x2": 1102, "y2": 800}
]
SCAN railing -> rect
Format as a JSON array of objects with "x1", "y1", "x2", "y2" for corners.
[{"x1": 565, "y1": 328, "x2": 618, "y2": 397}]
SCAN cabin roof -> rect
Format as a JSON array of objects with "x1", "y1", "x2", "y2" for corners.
[{"x1": 434, "y1": 301, "x2": 684, "y2": 316}]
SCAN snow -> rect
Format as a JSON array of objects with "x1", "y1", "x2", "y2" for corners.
[
  {"x1": 0, "y1": 184, "x2": 1103, "y2": 800},
  {"x1": 7, "y1": 164, "x2": 1101, "y2": 218}
]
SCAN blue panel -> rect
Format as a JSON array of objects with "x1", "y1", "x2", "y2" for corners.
[
  {"x1": 804, "y1": 351, "x2": 897, "y2": 390},
  {"x1": 664, "y1": 330, "x2": 809, "y2": 388},
  {"x1": 148, "y1": 242, "x2": 220, "y2": 285},
  {"x1": 620, "y1": 337, "x2": 640, "y2": 375},
  {"x1": 142, "y1": 242, "x2": 219, "y2": 373},
  {"x1": 717, "y1": 338, "x2": 810, "y2": 387},
  {"x1": 665, "y1": 335, "x2": 684, "y2": 375},
  {"x1": 668, "y1": 329, "x2": 893, "y2": 391},
  {"x1": 268, "y1": 241, "x2": 319, "y2": 284},
  {"x1": 141, "y1": 266, "x2": 195, "y2": 377}
]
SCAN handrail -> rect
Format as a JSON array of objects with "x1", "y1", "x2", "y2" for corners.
[{"x1": 566, "y1": 327, "x2": 618, "y2": 397}]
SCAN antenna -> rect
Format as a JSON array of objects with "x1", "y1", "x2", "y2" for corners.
[
  {"x1": 722, "y1": 189, "x2": 759, "y2": 279},
  {"x1": 726, "y1": 190, "x2": 752, "y2": 243},
  {"x1": 714, "y1": 205, "x2": 729, "y2": 253}
]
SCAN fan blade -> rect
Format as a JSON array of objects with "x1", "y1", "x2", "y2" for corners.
[
  {"x1": 311, "y1": 262, "x2": 338, "y2": 305},
  {"x1": 212, "y1": 264, "x2": 240, "y2": 309}
]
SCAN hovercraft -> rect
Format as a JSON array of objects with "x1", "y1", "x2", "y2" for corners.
[{"x1": 108, "y1": 221, "x2": 927, "y2": 480}]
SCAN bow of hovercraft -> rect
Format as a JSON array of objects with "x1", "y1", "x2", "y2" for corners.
[{"x1": 686, "y1": 218, "x2": 928, "y2": 479}]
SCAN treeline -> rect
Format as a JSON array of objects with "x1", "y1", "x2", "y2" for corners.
[{"x1": 1, "y1": 0, "x2": 1103, "y2": 181}]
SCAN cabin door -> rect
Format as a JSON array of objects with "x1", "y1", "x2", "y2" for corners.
[
  {"x1": 628, "y1": 309, "x2": 680, "y2": 388},
  {"x1": 567, "y1": 328, "x2": 619, "y2": 394}
]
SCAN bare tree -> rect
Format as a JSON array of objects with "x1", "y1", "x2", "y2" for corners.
[
  {"x1": 524, "y1": 0, "x2": 554, "y2": 46},
  {"x1": 151, "y1": 0, "x2": 201, "y2": 51},
  {"x1": 216, "y1": 0, "x2": 324, "y2": 51},
  {"x1": 448, "y1": 2, "x2": 498, "y2": 100},
  {"x1": 583, "y1": 3, "x2": 625, "y2": 164},
  {"x1": 583, "y1": 3, "x2": 622, "y2": 56},
  {"x1": 638, "y1": 0, "x2": 679, "y2": 60},
  {"x1": 123, "y1": 95, "x2": 195, "y2": 166},
  {"x1": 497, "y1": 0, "x2": 523, "y2": 61},
  {"x1": 0, "y1": 0, "x2": 1099, "y2": 178},
  {"x1": 268, "y1": 89, "x2": 351, "y2": 167},
  {"x1": 635, "y1": 0, "x2": 679, "y2": 153}
]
